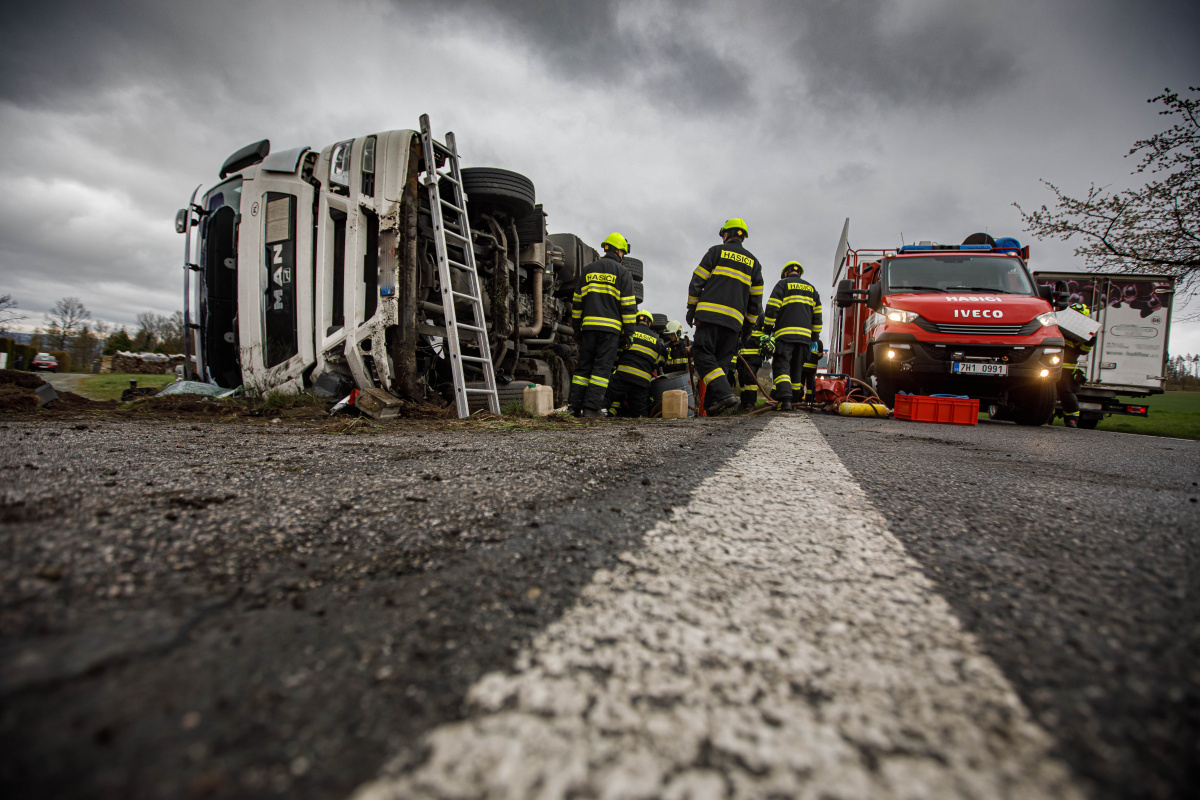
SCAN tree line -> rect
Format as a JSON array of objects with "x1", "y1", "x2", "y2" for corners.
[{"x1": 0, "y1": 294, "x2": 185, "y2": 372}]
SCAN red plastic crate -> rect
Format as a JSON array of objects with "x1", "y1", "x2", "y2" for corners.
[{"x1": 894, "y1": 394, "x2": 979, "y2": 425}]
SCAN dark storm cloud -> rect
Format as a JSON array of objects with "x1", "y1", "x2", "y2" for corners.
[{"x1": 783, "y1": 0, "x2": 1022, "y2": 105}]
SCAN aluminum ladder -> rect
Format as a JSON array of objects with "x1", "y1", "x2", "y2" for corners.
[{"x1": 419, "y1": 114, "x2": 501, "y2": 417}]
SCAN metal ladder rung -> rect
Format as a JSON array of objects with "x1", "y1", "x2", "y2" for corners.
[
  {"x1": 443, "y1": 230, "x2": 469, "y2": 242},
  {"x1": 445, "y1": 259, "x2": 472, "y2": 271},
  {"x1": 463, "y1": 388, "x2": 495, "y2": 394},
  {"x1": 459, "y1": 355, "x2": 488, "y2": 363},
  {"x1": 455, "y1": 323, "x2": 485, "y2": 333},
  {"x1": 450, "y1": 290, "x2": 478, "y2": 302}
]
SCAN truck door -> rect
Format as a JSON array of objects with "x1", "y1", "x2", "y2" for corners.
[{"x1": 1093, "y1": 278, "x2": 1172, "y2": 390}]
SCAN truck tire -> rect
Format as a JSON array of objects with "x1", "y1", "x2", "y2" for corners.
[
  {"x1": 1011, "y1": 381, "x2": 1055, "y2": 426},
  {"x1": 623, "y1": 257, "x2": 644, "y2": 282},
  {"x1": 651, "y1": 312, "x2": 668, "y2": 331},
  {"x1": 866, "y1": 363, "x2": 898, "y2": 408},
  {"x1": 514, "y1": 204, "x2": 544, "y2": 245},
  {"x1": 633, "y1": 281, "x2": 644, "y2": 303},
  {"x1": 461, "y1": 167, "x2": 535, "y2": 220}
]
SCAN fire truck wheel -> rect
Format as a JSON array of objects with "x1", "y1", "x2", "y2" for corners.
[
  {"x1": 461, "y1": 167, "x2": 536, "y2": 220},
  {"x1": 1011, "y1": 381, "x2": 1055, "y2": 426},
  {"x1": 633, "y1": 281, "x2": 644, "y2": 303},
  {"x1": 623, "y1": 257, "x2": 644, "y2": 282},
  {"x1": 865, "y1": 363, "x2": 897, "y2": 407}
]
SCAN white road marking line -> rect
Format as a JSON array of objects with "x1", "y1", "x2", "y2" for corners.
[{"x1": 353, "y1": 415, "x2": 1083, "y2": 800}]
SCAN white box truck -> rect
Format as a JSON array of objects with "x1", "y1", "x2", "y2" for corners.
[{"x1": 1033, "y1": 271, "x2": 1175, "y2": 428}]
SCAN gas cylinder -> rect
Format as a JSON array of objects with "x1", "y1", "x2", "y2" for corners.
[{"x1": 837, "y1": 401, "x2": 889, "y2": 417}]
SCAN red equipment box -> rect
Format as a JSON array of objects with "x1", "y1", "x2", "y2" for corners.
[{"x1": 894, "y1": 394, "x2": 979, "y2": 425}]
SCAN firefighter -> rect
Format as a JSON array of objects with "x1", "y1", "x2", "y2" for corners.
[
  {"x1": 607, "y1": 310, "x2": 667, "y2": 418},
  {"x1": 569, "y1": 232, "x2": 638, "y2": 417},
  {"x1": 800, "y1": 338, "x2": 823, "y2": 404},
  {"x1": 685, "y1": 218, "x2": 765, "y2": 414},
  {"x1": 663, "y1": 320, "x2": 690, "y2": 373},
  {"x1": 1059, "y1": 302, "x2": 1095, "y2": 428},
  {"x1": 760, "y1": 261, "x2": 822, "y2": 411},
  {"x1": 736, "y1": 311, "x2": 767, "y2": 410}
]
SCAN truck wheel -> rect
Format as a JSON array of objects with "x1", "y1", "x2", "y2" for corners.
[
  {"x1": 865, "y1": 363, "x2": 897, "y2": 407},
  {"x1": 461, "y1": 167, "x2": 536, "y2": 221},
  {"x1": 651, "y1": 312, "x2": 668, "y2": 331},
  {"x1": 634, "y1": 281, "x2": 644, "y2": 303},
  {"x1": 1078, "y1": 417, "x2": 1101, "y2": 430},
  {"x1": 1011, "y1": 381, "x2": 1055, "y2": 426},
  {"x1": 623, "y1": 257, "x2": 644, "y2": 281}
]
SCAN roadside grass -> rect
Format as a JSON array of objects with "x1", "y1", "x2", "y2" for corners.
[
  {"x1": 1050, "y1": 390, "x2": 1200, "y2": 440},
  {"x1": 78, "y1": 373, "x2": 175, "y2": 401}
]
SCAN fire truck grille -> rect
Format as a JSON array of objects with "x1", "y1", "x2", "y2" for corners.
[
  {"x1": 917, "y1": 320, "x2": 1041, "y2": 336},
  {"x1": 918, "y1": 345, "x2": 1039, "y2": 364}
]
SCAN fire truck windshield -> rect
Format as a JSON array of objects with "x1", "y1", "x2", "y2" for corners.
[{"x1": 885, "y1": 256, "x2": 1034, "y2": 295}]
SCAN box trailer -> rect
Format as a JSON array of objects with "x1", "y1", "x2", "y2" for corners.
[{"x1": 1033, "y1": 271, "x2": 1175, "y2": 427}]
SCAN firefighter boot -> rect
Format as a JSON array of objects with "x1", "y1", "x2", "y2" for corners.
[
  {"x1": 1065, "y1": 417, "x2": 1078, "y2": 428},
  {"x1": 778, "y1": 400, "x2": 793, "y2": 411},
  {"x1": 740, "y1": 388, "x2": 757, "y2": 411}
]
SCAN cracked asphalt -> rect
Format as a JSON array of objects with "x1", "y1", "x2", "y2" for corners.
[{"x1": 1, "y1": 411, "x2": 1197, "y2": 799}]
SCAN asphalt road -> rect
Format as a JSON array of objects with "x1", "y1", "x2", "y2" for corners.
[{"x1": 1, "y1": 412, "x2": 1196, "y2": 799}]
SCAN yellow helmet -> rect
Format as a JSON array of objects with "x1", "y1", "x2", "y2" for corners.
[
  {"x1": 782, "y1": 260, "x2": 803, "y2": 277},
  {"x1": 635, "y1": 310, "x2": 654, "y2": 326},
  {"x1": 719, "y1": 218, "x2": 748, "y2": 238},
  {"x1": 602, "y1": 232, "x2": 630, "y2": 254}
]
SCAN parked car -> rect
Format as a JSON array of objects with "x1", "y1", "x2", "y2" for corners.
[{"x1": 32, "y1": 353, "x2": 58, "y2": 372}]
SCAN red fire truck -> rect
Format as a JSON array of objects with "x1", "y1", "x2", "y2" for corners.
[{"x1": 830, "y1": 222, "x2": 1070, "y2": 425}]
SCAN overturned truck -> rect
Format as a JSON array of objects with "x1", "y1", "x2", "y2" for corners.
[{"x1": 176, "y1": 118, "x2": 646, "y2": 407}]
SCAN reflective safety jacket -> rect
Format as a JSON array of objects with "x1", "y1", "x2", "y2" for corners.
[
  {"x1": 740, "y1": 313, "x2": 767, "y2": 356},
  {"x1": 572, "y1": 252, "x2": 638, "y2": 334},
  {"x1": 614, "y1": 322, "x2": 668, "y2": 383},
  {"x1": 1063, "y1": 338, "x2": 1094, "y2": 373},
  {"x1": 665, "y1": 336, "x2": 690, "y2": 372},
  {"x1": 687, "y1": 241, "x2": 765, "y2": 332},
  {"x1": 803, "y1": 340, "x2": 823, "y2": 370},
  {"x1": 761, "y1": 277, "x2": 822, "y2": 342}
]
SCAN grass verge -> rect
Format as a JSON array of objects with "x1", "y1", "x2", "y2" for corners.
[
  {"x1": 1050, "y1": 390, "x2": 1200, "y2": 440},
  {"x1": 78, "y1": 373, "x2": 175, "y2": 401}
]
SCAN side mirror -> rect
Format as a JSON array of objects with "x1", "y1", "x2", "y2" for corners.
[
  {"x1": 1051, "y1": 280, "x2": 1070, "y2": 311},
  {"x1": 866, "y1": 282, "x2": 882, "y2": 310},
  {"x1": 835, "y1": 278, "x2": 876, "y2": 308},
  {"x1": 175, "y1": 208, "x2": 188, "y2": 234}
]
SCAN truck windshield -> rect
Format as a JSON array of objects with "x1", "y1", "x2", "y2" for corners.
[{"x1": 885, "y1": 256, "x2": 1034, "y2": 295}]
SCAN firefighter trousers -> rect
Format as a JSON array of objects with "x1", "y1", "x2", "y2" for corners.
[
  {"x1": 569, "y1": 330, "x2": 620, "y2": 411},
  {"x1": 606, "y1": 372, "x2": 652, "y2": 418},
  {"x1": 737, "y1": 354, "x2": 762, "y2": 407},
  {"x1": 771, "y1": 341, "x2": 809, "y2": 401},
  {"x1": 1058, "y1": 370, "x2": 1082, "y2": 418},
  {"x1": 692, "y1": 323, "x2": 740, "y2": 404}
]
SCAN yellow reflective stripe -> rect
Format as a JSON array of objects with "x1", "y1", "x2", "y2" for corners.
[
  {"x1": 781, "y1": 295, "x2": 815, "y2": 306},
  {"x1": 702, "y1": 367, "x2": 726, "y2": 385},
  {"x1": 589, "y1": 375, "x2": 610, "y2": 387},
  {"x1": 582, "y1": 317, "x2": 622, "y2": 330},
  {"x1": 572, "y1": 309, "x2": 582, "y2": 319},
  {"x1": 622, "y1": 314, "x2": 638, "y2": 324},
  {"x1": 693, "y1": 266, "x2": 711, "y2": 280},
  {"x1": 763, "y1": 316, "x2": 776, "y2": 327},
  {"x1": 571, "y1": 375, "x2": 589, "y2": 386},
  {"x1": 738, "y1": 347, "x2": 759, "y2": 355},
  {"x1": 712, "y1": 266, "x2": 751, "y2": 285},
  {"x1": 616, "y1": 364, "x2": 653, "y2": 381},
  {"x1": 581, "y1": 284, "x2": 621, "y2": 298},
  {"x1": 687, "y1": 295, "x2": 699, "y2": 304},
  {"x1": 766, "y1": 298, "x2": 782, "y2": 308},
  {"x1": 621, "y1": 296, "x2": 637, "y2": 305},
  {"x1": 774, "y1": 326, "x2": 812, "y2": 338},
  {"x1": 773, "y1": 375, "x2": 791, "y2": 386},
  {"x1": 696, "y1": 302, "x2": 744, "y2": 323},
  {"x1": 749, "y1": 286, "x2": 764, "y2": 296},
  {"x1": 628, "y1": 343, "x2": 659, "y2": 358}
]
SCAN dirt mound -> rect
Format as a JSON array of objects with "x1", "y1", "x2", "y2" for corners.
[
  {"x1": 0, "y1": 369, "x2": 47, "y2": 390},
  {"x1": 54, "y1": 391, "x2": 117, "y2": 411},
  {"x1": 0, "y1": 384, "x2": 37, "y2": 412},
  {"x1": 118, "y1": 395, "x2": 247, "y2": 417}
]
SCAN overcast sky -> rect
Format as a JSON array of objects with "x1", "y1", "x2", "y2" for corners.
[{"x1": 1, "y1": 0, "x2": 1198, "y2": 350}]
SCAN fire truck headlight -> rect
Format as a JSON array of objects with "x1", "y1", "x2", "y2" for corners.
[
  {"x1": 1036, "y1": 312, "x2": 1057, "y2": 327},
  {"x1": 1051, "y1": 355, "x2": 1061, "y2": 365},
  {"x1": 886, "y1": 349, "x2": 896, "y2": 359},
  {"x1": 1040, "y1": 368, "x2": 1050, "y2": 378},
  {"x1": 885, "y1": 308, "x2": 919, "y2": 323}
]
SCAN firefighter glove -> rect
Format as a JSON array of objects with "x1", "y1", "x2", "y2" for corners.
[
  {"x1": 760, "y1": 333, "x2": 776, "y2": 355},
  {"x1": 685, "y1": 308, "x2": 695, "y2": 327}
]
